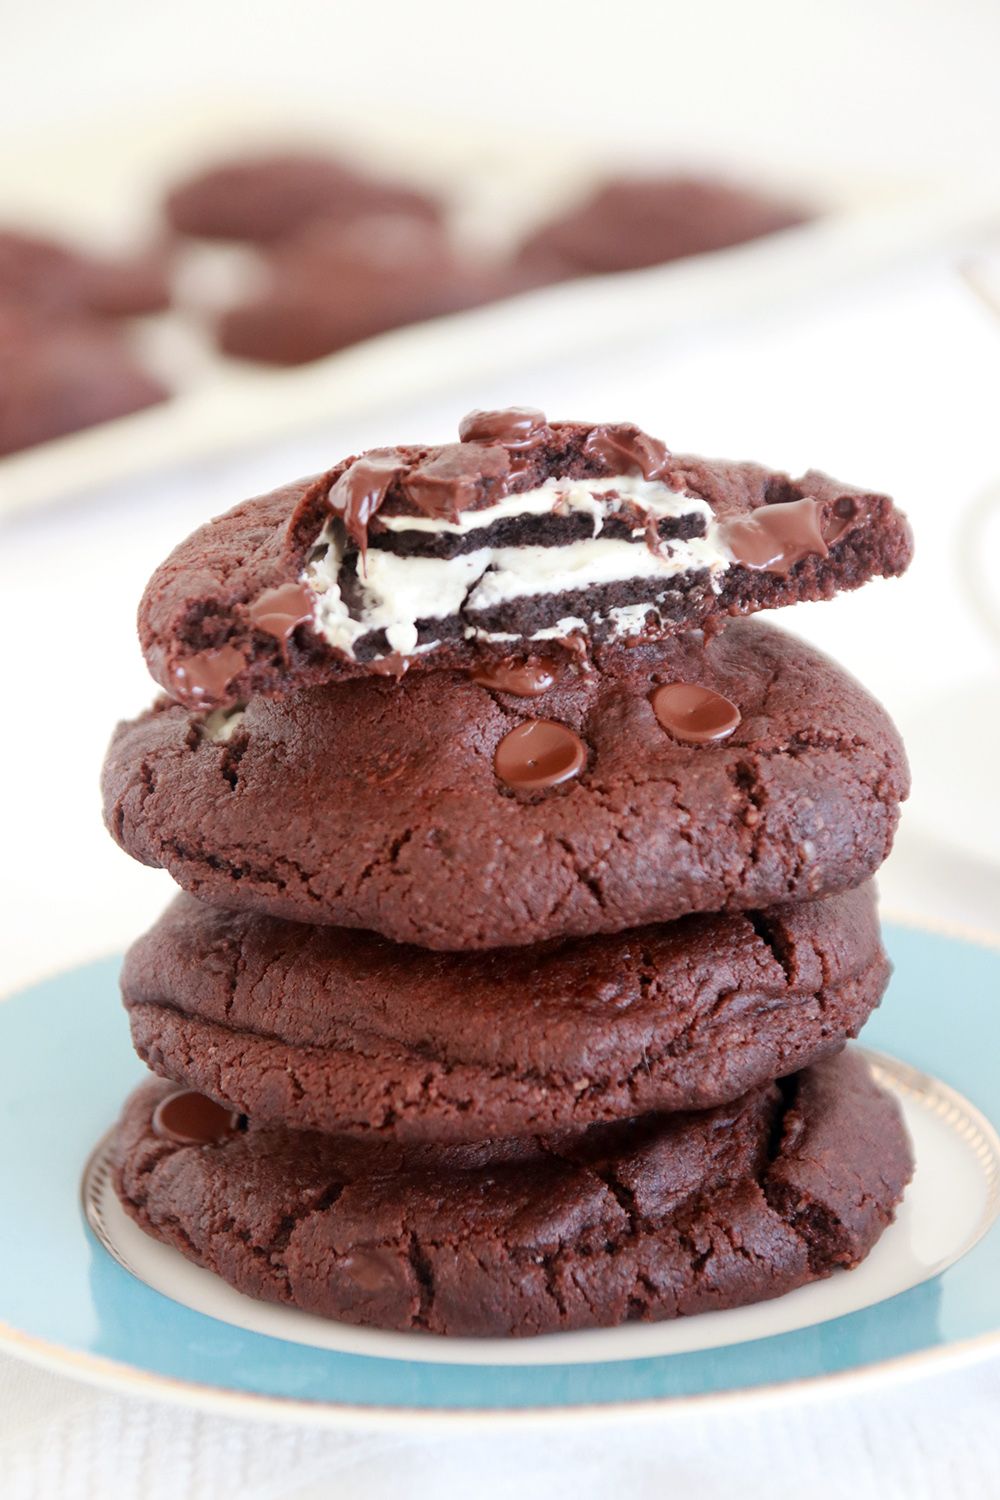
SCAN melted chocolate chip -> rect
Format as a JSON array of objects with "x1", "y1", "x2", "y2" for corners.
[
  {"x1": 459, "y1": 407, "x2": 547, "y2": 448},
  {"x1": 720, "y1": 497, "x2": 828, "y2": 576},
  {"x1": 651, "y1": 682, "x2": 741, "y2": 743},
  {"x1": 169, "y1": 644, "x2": 246, "y2": 704},
  {"x1": 343, "y1": 1248, "x2": 405, "y2": 1293},
  {"x1": 582, "y1": 424, "x2": 671, "y2": 481},
  {"x1": 328, "y1": 451, "x2": 404, "y2": 556},
  {"x1": 247, "y1": 581, "x2": 315, "y2": 640},
  {"x1": 611, "y1": 494, "x2": 668, "y2": 556},
  {"x1": 152, "y1": 1089, "x2": 241, "y2": 1145},
  {"x1": 474, "y1": 657, "x2": 562, "y2": 697},
  {"x1": 494, "y1": 719, "x2": 586, "y2": 789},
  {"x1": 553, "y1": 630, "x2": 591, "y2": 665},
  {"x1": 369, "y1": 652, "x2": 411, "y2": 678},
  {"x1": 403, "y1": 443, "x2": 509, "y2": 521}
]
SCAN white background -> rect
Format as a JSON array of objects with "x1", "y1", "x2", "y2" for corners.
[
  {"x1": 2, "y1": 0, "x2": 1000, "y2": 1495},
  {"x1": 3, "y1": 0, "x2": 1000, "y2": 182}
]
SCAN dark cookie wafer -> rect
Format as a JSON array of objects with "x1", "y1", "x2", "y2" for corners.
[
  {"x1": 124, "y1": 884, "x2": 889, "y2": 1141},
  {"x1": 114, "y1": 1050, "x2": 912, "y2": 1338},
  {"x1": 136, "y1": 411, "x2": 912, "y2": 708},
  {"x1": 103, "y1": 621, "x2": 908, "y2": 950}
]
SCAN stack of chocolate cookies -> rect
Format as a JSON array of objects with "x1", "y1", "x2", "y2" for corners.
[{"x1": 103, "y1": 408, "x2": 916, "y2": 1337}]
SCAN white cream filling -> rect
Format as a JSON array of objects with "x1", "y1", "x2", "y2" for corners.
[
  {"x1": 601, "y1": 601, "x2": 665, "y2": 638},
  {"x1": 469, "y1": 604, "x2": 673, "y2": 648},
  {"x1": 307, "y1": 533, "x2": 488, "y2": 657},
  {"x1": 376, "y1": 474, "x2": 707, "y2": 537},
  {"x1": 466, "y1": 533, "x2": 728, "y2": 610},
  {"x1": 304, "y1": 475, "x2": 733, "y2": 659},
  {"x1": 202, "y1": 707, "x2": 246, "y2": 743}
]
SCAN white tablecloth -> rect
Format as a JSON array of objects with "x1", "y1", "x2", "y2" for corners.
[
  {"x1": 5, "y1": 1354, "x2": 1000, "y2": 1500},
  {"x1": 2, "y1": 262, "x2": 999, "y2": 1497}
]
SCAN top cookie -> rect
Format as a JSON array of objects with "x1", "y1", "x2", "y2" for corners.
[{"x1": 140, "y1": 410, "x2": 912, "y2": 709}]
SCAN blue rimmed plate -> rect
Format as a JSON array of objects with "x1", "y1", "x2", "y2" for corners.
[{"x1": 1, "y1": 918, "x2": 999, "y2": 1427}]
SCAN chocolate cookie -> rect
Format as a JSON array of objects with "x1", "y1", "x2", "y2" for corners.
[
  {"x1": 164, "y1": 151, "x2": 441, "y2": 243},
  {"x1": 216, "y1": 217, "x2": 502, "y2": 365},
  {"x1": 124, "y1": 883, "x2": 888, "y2": 1141},
  {"x1": 136, "y1": 410, "x2": 912, "y2": 706},
  {"x1": 0, "y1": 228, "x2": 171, "y2": 320},
  {"x1": 517, "y1": 175, "x2": 810, "y2": 280},
  {"x1": 103, "y1": 620, "x2": 908, "y2": 949},
  {"x1": 0, "y1": 307, "x2": 169, "y2": 457},
  {"x1": 114, "y1": 1050, "x2": 912, "y2": 1337},
  {"x1": 80, "y1": 243, "x2": 173, "y2": 319}
]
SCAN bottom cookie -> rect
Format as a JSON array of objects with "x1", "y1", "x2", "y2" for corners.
[{"x1": 114, "y1": 1050, "x2": 912, "y2": 1339}]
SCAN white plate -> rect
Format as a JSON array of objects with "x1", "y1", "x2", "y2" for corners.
[{"x1": 82, "y1": 1051, "x2": 999, "y2": 1371}]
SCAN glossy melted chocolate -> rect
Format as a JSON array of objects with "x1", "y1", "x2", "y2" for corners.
[
  {"x1": 473, "y1": 656, "x2": 562, "y2": 697},
  {"x1": 720, "y1": 497, "x2": 829, "y2": 576},
  {"x1": 494, "y1": 718, "x2": 587, "y2": 789},
  {"x1": 459, "y1": 406, "x2": 547, "y2": 448},
  {"x1": 151, "y1": 1089, "x2": 241, "y2": 1145},
  {"x1": 328, "y1": 451, "x2": 405, "y2": 555},
  {"x1": 582, "y1": 424, "x2": 671, "y2": 481},
  {"x1": 169, "y1": 644, "x2": 246, "y2": 704},
  {"x1": 247, "y1": 581, "x2": 315, "y2": 640},
  {"x1": 367, "y1": 652, "x2": 411, "y2": 678},
  {"x1": 403, "y1": 443, "x2": 509, "y2": 521},
  {"x1": 650, "y1": 682, "x2": 742, "y2": 743}
]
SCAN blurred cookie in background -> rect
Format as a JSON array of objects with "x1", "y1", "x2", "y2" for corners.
[
  {"x1": 0, "y1": 228, "x2": 172, "y2": 320},
  {"x1": 516, "y1": 174, "x2": 812, "y2": 282},
  {"x1": 164, "y1": 150, "x2": 443, "y2": 244},
  {"x1": 0, "y1": 230, "x2": 97, "y2": 315},
  {"x1": 0, "y1": 305, "x2": 169, "y2": 456},
  {"x1": 79, "y1": 241, "x2": 174, "y2": 319},
  {"x1": 216, "y1": 214, "x2": 509, "y2": 365}
]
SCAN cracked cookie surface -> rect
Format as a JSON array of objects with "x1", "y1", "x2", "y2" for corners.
[
  {"x1": 124, "y1": 883, "x2": 889, "y2": 1140},
  {"x1": 114, "y1": 1049, "x2": 912, "y2": 1337},
  {"x1": 103, "y1": 620, "x2": 909, "y2": 949}
]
